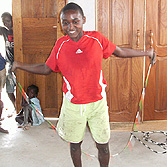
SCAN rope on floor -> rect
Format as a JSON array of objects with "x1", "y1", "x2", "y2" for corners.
[{"x1": 131, "y1": 131, "x2": 167, "y2": 154}]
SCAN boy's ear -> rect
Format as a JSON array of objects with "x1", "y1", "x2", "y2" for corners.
[{"x1": 83, "y1": 16, "x2": 86, "y2": 24}]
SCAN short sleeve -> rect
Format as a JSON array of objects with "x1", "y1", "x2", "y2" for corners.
[
  {"x1": 98, "y1": 32, "x2": 116, "y2": 59},
  {"x1": 45, "y1": 43, "x2": 60, "y2": 73}
]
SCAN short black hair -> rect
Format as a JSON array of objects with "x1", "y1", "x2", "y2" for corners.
[
  {"x1": 1, "y1": 12, "x2": 12, "y2": 21},
  {"x1": 61, "y1": 2, "x2": 84, "y2": 17},
  {"x1": 27, "y1": 85, "x2": 39, "y2": 97}
]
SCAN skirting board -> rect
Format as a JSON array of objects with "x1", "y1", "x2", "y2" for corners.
[{"x1": 110, "y1": 120, "x2": 167, "y2": 132}]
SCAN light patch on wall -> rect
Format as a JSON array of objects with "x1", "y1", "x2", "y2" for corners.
[{"x1": 67, "y1": 0, "x2": 95, "y2": 31}]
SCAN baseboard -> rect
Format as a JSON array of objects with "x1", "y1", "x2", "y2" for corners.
[{"x1": 110, "y1": 120, "x2": 167, "y2": 132}]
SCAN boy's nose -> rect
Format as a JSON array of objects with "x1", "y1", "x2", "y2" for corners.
[{"x1": 68, "y1": 23, "x2": 74, "y2": 30}]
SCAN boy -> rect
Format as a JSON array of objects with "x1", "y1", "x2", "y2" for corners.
[
  {"x1": 15, "y1": 85, "x2": 44, "y2": 130},
  {"x1": 0, "y1": 12, "x2": 16, "y2": 110},
  {"x1": 11, "y1": 3, "x2": 156, "y2": 167}
]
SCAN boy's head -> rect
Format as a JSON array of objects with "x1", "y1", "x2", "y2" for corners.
[
  {"x1": 27, "y1": 85, "x2": 39, "y2": 99},
  {"x1": 1, "y1": 12, "x2": 13, "y2": 30},
  {"x1": 60, "y1": 3, "x2": 86, "y2": 42},
  {"x1": 60, "y1": 2, "x2": 84, "y2": 17}
]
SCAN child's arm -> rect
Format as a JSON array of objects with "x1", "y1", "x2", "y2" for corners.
[
  {"x1": 21, "y1": 96, "x2": 28, "y2": 107},
  {"x1": 113, "y1": 46, "x2": 155, "y2": 59}
]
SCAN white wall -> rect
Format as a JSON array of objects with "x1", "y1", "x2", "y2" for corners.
[
  {"x1": 0, "y1": 0, "x2": 96, "y2": 56},
  {"x1": 68, "y1": 0, "x2": 95, "y2": 31}
]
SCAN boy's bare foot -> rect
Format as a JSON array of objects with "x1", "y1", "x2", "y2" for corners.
[
  {"x1": 23, "y1": 123, "x2": 31, "y2": 130},
  {"x1": 18, "y1": 123, "x2": 31, "y2": 130},
  {"x1": 0, "y1": 127, "x2": 9, "y2": 133},
  {"x1": 18, "y1": 123, "x2": 25, "y2": 128},
  {"x1": 7, "y1": 114, "x2": 13, "y2": 118}
]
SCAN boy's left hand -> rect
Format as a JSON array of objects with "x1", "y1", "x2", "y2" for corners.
[
  {"x1": 147, "y1": 48, "x2": 156, "y2": 65},
  {"x1": 151, "y1": 51, "x2": 156, "y2": 65}
]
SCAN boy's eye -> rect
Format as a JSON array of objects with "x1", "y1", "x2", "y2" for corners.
[
  {"x1": 62, "y1": 22, "x2": 69, "y2": 26},
  {"x1": 73, "y1": 21, "x2": 79, "y2": 24}
]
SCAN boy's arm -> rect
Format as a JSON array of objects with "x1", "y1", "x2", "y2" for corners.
[
  {"x1": 11, "y1": 61, "x2": 52, "y2": 75},
  {"x1": 113, "y1": 46, "x2": 155, "y2": 59}
]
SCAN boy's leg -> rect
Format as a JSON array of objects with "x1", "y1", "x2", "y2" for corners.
[
  {"x1": 86, "y1": 98, "x2": 110, "y2": 167},
  {"x1": 6, "y1": 73, "x2": 16, "y2": 110},
  {"x1": 24, "y1": 105, "x2": 32, "y2": 125},
  {"x1": 19, "y1": 105, "x2": 32, "y2": 130},
  {"x1": 56, "y1": 97, "x2": 87, "y2": 166},
  {"x1": 0, "y1": 69, "x2": 6, "y2": 119},
  {"x1": 15, "y1": 115, "x2": 24, "y2": 125},
  {"x1": 0, "y1": 99, "x2": 3, "y2": 120},
  {"x1": 7, "y1": 93, "x2": 16, "y2": 109},
  {"x1": 96, "y1": 142, "x2": 110, "y2": 167},
  {"x1": 70, "y1": 141, "x2": 82, "y2": 167}
]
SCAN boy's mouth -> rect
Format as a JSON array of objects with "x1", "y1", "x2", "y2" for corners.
[{"x1": 68, "y1": 30, "x2": 76, "y2": 34}]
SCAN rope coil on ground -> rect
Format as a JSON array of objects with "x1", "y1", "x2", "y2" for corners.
[{"x1": 131, "y1": 131, "x2": 167, "y2": 154}]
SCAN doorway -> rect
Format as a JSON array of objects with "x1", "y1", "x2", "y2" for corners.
[{"x1": 0, "y1": 0, "x2": 15, "y2": 118}]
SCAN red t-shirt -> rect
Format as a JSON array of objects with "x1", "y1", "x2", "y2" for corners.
[{"x1": 46, "y1": 31, "x2": 116, "y2": 104}]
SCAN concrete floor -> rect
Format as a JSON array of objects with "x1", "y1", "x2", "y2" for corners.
[
  {"x1": 1, "y1": 89, "x2": 167, "y2": 167},
  {"x1": 1, "y1": 114, "x2": 167, "y2": 167}
]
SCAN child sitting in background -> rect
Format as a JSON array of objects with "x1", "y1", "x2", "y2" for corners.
[{"x1": 15, "y1": 84, "x2": 44, "y2": 130}]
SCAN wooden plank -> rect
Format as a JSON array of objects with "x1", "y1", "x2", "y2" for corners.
[
  {"x1": 96, "y1": 0, "x2": 110, "y2": 38},
  {"x1": 12, "y1": 0, "x2": 24, "y2": 111},
  {"x1": 144, "y1": 0, "x2": 167, "y2": 121},
  {"x1": 44, "y1": 0, "x2": 57, "y2": 18},
  {"x1": 22, "y1": 18, "x2": 57, "y2": 55},
  {"x1": 159, "y1": 0, "x2": 167, "y2": 46},
  {"x1": 132, "y1": 0, "x2": 145, "y2": 49},
  {"x1": 111, "y1": 0, "x2": 133, "y2": 47},
  {"x1": 22, "y1": 0, "x2": 44, "y2": 18},
  {"x1": 13, "y1": 0, "x2": 66, "y2": 117},
  {"x1": 157, "y1": 46, "x2": 167, "y2": 57},
  {"x1": 109, "y1": 58, "x2": 132, "y2": 122}
]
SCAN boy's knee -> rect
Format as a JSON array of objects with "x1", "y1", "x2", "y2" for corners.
[
  {"x1": 96, "y1": 142, "x2": 109, "y2": 154},
  {"x1": 70, "y1": 141, "x2": 82, "y2": 151}
]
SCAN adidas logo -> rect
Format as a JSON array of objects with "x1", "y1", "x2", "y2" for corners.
[{"x1": 76, "y1": 49, "x2": 83, "y2": 54}]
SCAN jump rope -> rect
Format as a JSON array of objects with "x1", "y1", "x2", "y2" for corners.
[
  {"x1": 12, "y1": 54, "x2": 167, "y2": 160},
  {"x1": 12, "y1": 72, "x2": 57, "y2": 133}
]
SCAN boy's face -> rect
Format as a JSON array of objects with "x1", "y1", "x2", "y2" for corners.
[
  {"x1": 2, "y1": 16, "x2": 13, "y2": 30},
  {"x1": 60, "y1": 9, "x2": 86, "y2": 42},
  {"x1": 27, "y1": 89, "x2": 36, "y2": 99}
]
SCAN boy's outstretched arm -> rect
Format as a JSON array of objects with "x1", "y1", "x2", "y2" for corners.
[
  {"x1": 11, "y1": 61, "x2": 52, "y2": 75},
  {"x1": 113, "y1": 46, "x2": 155, "y2": 59}
]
